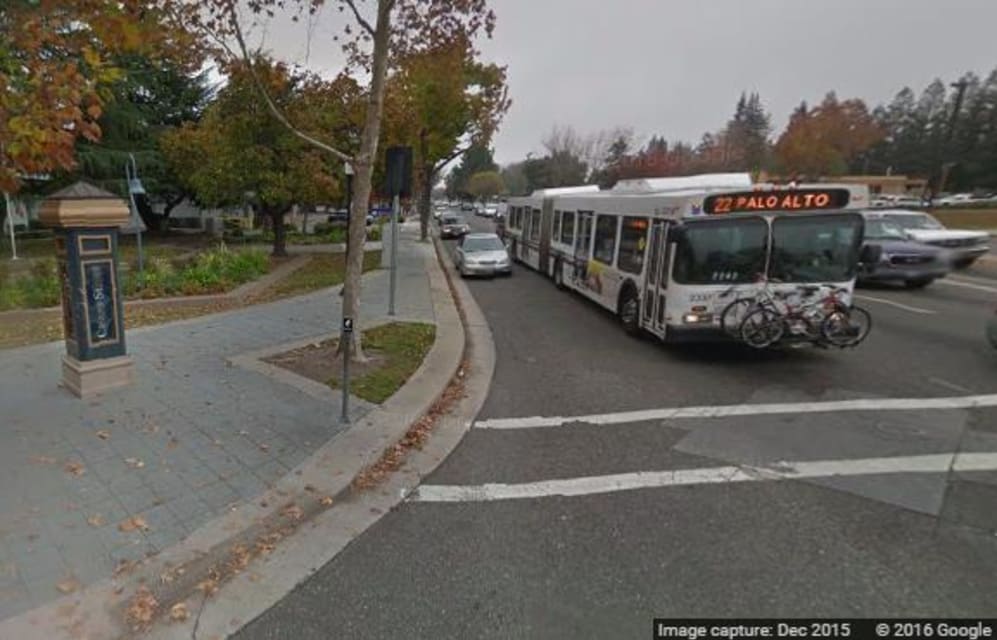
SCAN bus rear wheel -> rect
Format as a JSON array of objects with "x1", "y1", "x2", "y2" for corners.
[{"x1": 619, "y1": 290, "x2": 640, "y2": 336}]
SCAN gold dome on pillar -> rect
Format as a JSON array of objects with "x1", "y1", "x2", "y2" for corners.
[{"x1": 38, "y1": 181, "x2": 130, "y2": 228}]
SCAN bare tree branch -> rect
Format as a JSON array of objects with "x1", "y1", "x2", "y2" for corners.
[
  {"x1": 433, "y1": 140, "x2": 476, "y2": 174},
  {"x1": 342, "y1": 0, "x2": 376, "y2": 36},
  {"x1": 227, "y1": 7, "x2": 353, "y2": 163}
]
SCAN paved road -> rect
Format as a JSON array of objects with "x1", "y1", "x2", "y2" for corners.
[{"x1": 237, "y1": 214, "x2": 997, "y2": 639}]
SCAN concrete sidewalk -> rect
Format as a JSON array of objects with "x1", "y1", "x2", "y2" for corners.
[{"x1": 0, "y1": 223, "x2": 432, "y2": 622}]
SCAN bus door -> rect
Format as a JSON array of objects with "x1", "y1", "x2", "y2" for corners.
[
  {"x1": 539, "y1": 198, "x2": 553, "y2": 277},
  {"x1": 642, "y1": 221, "x2": 670, "y2": 337},
  {"x1": 573, "y1": 212, "x2": 594, "y2": 286}
]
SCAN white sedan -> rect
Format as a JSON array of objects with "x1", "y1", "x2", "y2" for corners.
[{"x1": 454, "y1": 232, "x2": 512, "y2": 277}]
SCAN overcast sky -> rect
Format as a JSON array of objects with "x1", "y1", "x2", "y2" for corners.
[{"x1": 263, "y1": 0, "x2": 997, "y2": 166}]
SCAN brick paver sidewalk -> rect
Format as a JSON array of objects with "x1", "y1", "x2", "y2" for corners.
[{"x1": 0, "y1": 224, "x2": 434, "y2": 620}]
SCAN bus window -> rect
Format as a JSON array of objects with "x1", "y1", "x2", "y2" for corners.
[
  {"x1": 672, "y1": 218, "x2": 767, "y2": 284},
  {"x1": 593, "y1": 215, "x2": 619, "y2": 265},
  {"x1": 553, "y1": 210, "x2": 562, "y2": 244},
  {"x1": 618, "y1": 216, "x2": 649, "y2": 275},
  {"x1": 770, "y1": 215, "x2": 863, "y2": 283},
  {"x1": 561, "y1": 211, "x2": 575, "y2": 246},
  {"x1": 531, "y1": 208, "x2": 541, "y2": 239}
]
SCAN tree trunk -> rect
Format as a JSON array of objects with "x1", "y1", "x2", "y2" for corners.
[
  {"x1": 419, "y1": 167, "x2": 433, "y2": 242},
  {"x1": 338, "y1": 0, "x2": 394, "y2": 363},
  {"x1": 270, "y1": 209, "x2": 288, "y2": 257}
]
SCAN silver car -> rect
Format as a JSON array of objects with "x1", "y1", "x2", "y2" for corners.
[{"x1": 455, "y1": 233, "x2": 512, "y2": 277}]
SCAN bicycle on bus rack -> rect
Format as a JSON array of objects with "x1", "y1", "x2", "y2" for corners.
[
  {"x1": 738, "y1": 285, "x2": 872, "y2": 349},
  {"x1": 717, "y1": 278, "x2": 871, "y2": 349}
]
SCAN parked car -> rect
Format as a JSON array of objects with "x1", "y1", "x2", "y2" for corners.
[
  {"x1": 439, "y1": 214, "x2": 469, "y2": 239},
  {"x1": 483, "y1": 204, "x2": 498, "y2": 218},
  {"x1": 454, "y1": 232, "x2": 512, "y2": 277},
  {"x1": 935, "y1": 193, "x2": 977, "y2": 206},
  {"x1": 871, "y1": 209, "x2": 990, "y2": 268},
  {"x1": 460, "y1": 202, "x2": 475, "y2": 212},
  {"x1": 870, "y1": 194, "x2": 927, "y2": 209},
  {"x1": 858, "y1": 213, "x2": 950, "y2": 288}
]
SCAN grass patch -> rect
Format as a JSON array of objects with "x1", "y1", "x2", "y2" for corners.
[
  {"x1": 330, "y1": 322, "x2": 435, "y2": 403},
  {"x1": 263, "y1": 250, "x2": 380, "y2": 300},
  {"x1": 930, "y1": 208, "x2": 997, "y2": 230}
]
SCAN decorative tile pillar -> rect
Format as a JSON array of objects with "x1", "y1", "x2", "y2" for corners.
[{"x1": 39, "y1": 182, "x2": 134, "y2": 397}]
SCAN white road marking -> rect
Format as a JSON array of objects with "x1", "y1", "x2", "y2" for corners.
[
  {"x1": 937, "y1": 278, "x2": 997, "y2": 294},
  {"x1": 474, "y1": 393, "x2": 997, "y2": 430},
  {"x1": 411, "y1": 452, "x2": 997, "y2": 503},
  {"x1": 854, "y1": 294, "x2": 937, "y2": 315}
]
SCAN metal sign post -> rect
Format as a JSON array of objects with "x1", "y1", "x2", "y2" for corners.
[
  {"x1": 389, "y1": 194, "x2": 399, "y2": 316},
  {"x1": 341, "y1": 316, "x2": 353, "y2": 423}
]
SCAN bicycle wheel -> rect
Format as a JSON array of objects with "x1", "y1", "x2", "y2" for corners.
[
  {"x1": 720, "y1": 298, "x2": 755, "y2": 337},
  {"x1": 820, "y1": 305, "x2": 872, "y2": 347},
  {"x1": 740, "y1": 308, "x2": 784, "y2": 349}
]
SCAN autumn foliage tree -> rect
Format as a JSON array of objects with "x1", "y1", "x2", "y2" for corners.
[
  {"x1": 773, "y1": 92, "x2": 883, "y2": 177},
  {"x1": 383, "y1": 36, "x2": 509, "y2": 240},
  {"x1": 0, "y1": 0, "x2": 196, "y2": 193},
  {"x1": 161, "y1": 60, "x2": 342, "y2": 257},
  {"x1": 165, "y1": 0, "x2": 497, "y2": 360}
]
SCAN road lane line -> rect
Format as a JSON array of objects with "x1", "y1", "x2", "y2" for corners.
[
  {"x1": 854, "y1": 294, "x2": 937, "y2": 314},
  {"x1": 474, "y1": 393, "x2": 997, "y2": 430},
  {"x1": 937, "y1": 278, "x2": 997, "y2": 294},
  {"x1": 411, "y1": 453, "x2": 997, "y2": 503}
]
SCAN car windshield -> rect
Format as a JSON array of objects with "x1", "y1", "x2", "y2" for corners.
[
  {"x1": 672, "y1": 217, "x2": 768, "y2": 284},
  {"x1": 887, "y1": 213, "x2": 944, "y2": 230},
  {"x1": 442, "y1": 216, "x2": 462, "y2": 225},
  {"x1": 463, "y1": 236, "x2": 504, "y2": 252},
  {"x1": 769, "y1": 215, "x2": 863, "y2": 283},
  {"x1": 863, "y1": 218, "x2": 908, "y2": 240}
]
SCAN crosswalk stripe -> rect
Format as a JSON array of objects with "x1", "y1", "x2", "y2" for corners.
[
  {"x1": 474, "y1": 394, "x2": 997, "y2": 430},
  {"x1": 410, "y1": 452, "x2": 997, "y2": 503}
]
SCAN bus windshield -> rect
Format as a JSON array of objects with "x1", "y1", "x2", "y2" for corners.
[
  {"x1": 672, "y1": 217, "x2": 768, "y2": 284},
  {"x1": 769, "y1": 214, "x2": 863, "y2": 283}
]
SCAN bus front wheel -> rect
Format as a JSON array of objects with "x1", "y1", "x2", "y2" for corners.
[{"x1": 619, "y1": 289, "x2": 641, "y2": 336}]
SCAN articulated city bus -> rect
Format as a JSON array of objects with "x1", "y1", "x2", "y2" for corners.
[{"x1": 504, "y1": 174, "x2": 869, "y2": 342}]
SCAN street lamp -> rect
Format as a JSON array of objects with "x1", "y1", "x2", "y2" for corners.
[{"x1": 123, "y1": 154, "x2": 148, "y2": 276}]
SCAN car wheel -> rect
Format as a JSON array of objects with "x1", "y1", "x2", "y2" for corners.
[
  {"x1": 953, "y1": 258, "x2": 977, "y2": 269},
  {"x1": 905, "y1": 278, "x2": 934, "y2": 289}
]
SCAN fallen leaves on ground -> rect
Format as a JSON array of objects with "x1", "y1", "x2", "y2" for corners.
[
  {"x1": 96, "y1": 430, "x2": 110, "y2": 440},
  {"x1": 118, "y1": 516, "x2": 150, "y2": 532},
  {"x1": 258, "y1": 443, "x2": 270, "y2": 452},
  {"x1": 167, "y1": 437, "x2": 180, "y2": 450},
  {"x1": 126, "y1": 587, "x2": 159, "y2": 630},
  {"x1": 352, "y1": 357, "x2": 468, "y2": 491},
  {"x1": 320, "y1": 496, "x2": 334, "y2": 506},
  {"x1": 29, "y1": 455, "x2": 57, "y2": 465},
  {"x1": 169, "y1": 602, "x2": 189, "y2": 622},
  {"x1": 280, "y1": 504, "x2": 303, "y2": 521},
  {"x1": 124, "y1": 457, "x2": 145, "y2": 469},
  {"x1": 113, "y1": 559, "x2": 136, "y2": 578},
  {"x1": 63, "y1": 461, "x2": 86, "y2": 476},
  {"x1": 86, "y1": 514, "x2": 105, "y2": 528},
  {"x1": 56, "y1": 576, "x2": 80, "y2": 594}
]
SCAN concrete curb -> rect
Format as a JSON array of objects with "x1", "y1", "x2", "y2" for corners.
[{"x1": 0, "y1": 232, "x2": 492, "y2": 640}]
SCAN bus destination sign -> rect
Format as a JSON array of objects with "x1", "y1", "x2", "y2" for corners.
[{"x1": 703, "y1": 188, "x2": 851, "y2": 215}]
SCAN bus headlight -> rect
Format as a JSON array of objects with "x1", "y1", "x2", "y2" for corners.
[{"x1": 683, "y1": 313, "x2": 713, "y2": 324}]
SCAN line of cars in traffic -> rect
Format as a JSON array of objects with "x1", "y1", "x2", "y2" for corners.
[{"x1": 857, "y1": 209, "x2": 990, "y2": 288}]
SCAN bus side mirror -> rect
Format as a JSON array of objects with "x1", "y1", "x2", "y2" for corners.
[{"x1": 859, "y1": 244, "x2": 881, "y2": 265}]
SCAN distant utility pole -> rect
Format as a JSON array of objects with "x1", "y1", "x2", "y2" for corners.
[{"x1": 936, "y1": 79, "x2": 969, "y2": 198}]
